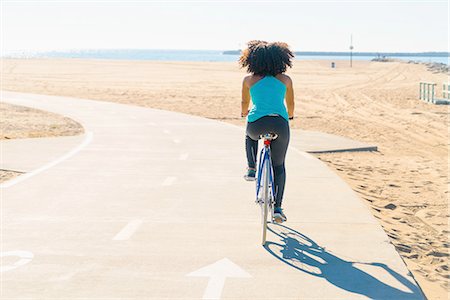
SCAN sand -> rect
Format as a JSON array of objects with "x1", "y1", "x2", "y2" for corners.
[
  {"x1": 0, "y1": 102, "x2": 84, "y2": 181},
  {"x1": 0, "y1": 102, "x2": 84, "y2": 140},
  {"x1": 1, "y1": 58, "x2": 448, "y2": 299},
  {"x1": 0, "y1": 169, "x2": 24, "y2": 182}
]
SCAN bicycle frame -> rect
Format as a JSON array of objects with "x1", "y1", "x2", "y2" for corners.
[{"x1": 256, "y1": 143, "x2": 276, "y2": 203}]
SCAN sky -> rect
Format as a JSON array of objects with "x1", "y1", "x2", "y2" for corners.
[{"x1": 1, "y1": 0, "x2": 448, "y2": 53}]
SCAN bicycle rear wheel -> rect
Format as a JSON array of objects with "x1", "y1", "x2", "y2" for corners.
[{"x1": 261, "y1": 158, "x2": 270, "y2": 246}]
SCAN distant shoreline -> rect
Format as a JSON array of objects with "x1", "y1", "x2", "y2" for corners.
[
  {"x1": 223, "y1": 50, "x2": 450, "y2": 57},
  {"x1": 2, "y1": 49, "x2": 448, "y2": 65}
]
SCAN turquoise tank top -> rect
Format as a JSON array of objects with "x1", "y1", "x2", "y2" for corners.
[{"x1": 247, "y1": 76, "x2": 289, "y2": 123}]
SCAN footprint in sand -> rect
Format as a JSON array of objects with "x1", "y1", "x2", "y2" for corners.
[
  {"x1": 388, "y1": 183, "x2": 401, "y2": 188},
  {"x1": 395, "y1": 243, "x2": 412, "y2": 253},
  {"x1": 387, "y1": 233, "x2": 399, "y2": 240},
  {"x1": 427, "y1": 251, "x2": 450, "y2": 258},
  {"x1": 384, "y1": 203, "x2": 397, "y2": 210},
  {"x1": 437, "y1": 264, "x2": 448, "y2": 271}
]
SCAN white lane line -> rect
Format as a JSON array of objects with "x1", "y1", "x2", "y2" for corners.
[
  {"x1": 0, "y1": 132, "x2": 94, "y2": 189},
  {"x1": 179, "y1": 153, "x2": 189, "y2": 160},
  {"x1": 291, "y1": 148, "x2": 314, "y2": 160},
  {"x1": 173, "y1": 139, "x2": 181, "y2": 144},
  {"x1": 0, "y1": 251, "x2": 34, "y2": 273},
  {"x1": 162, "y1": 176, "x2": 177, "y2": 186},
  {"x1": 112, "y1": 219, "x2": 143, "y2": 241}
]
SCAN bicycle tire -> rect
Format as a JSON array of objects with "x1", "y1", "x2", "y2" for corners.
[
  {"x1": 268, "y1": 151, "x2": 275, "y2": 222},
  {"x1": 261, "y1": 156, "x2": 270, "y2": 246}
]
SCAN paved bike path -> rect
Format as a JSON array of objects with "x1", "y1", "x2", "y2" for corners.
[
  {"x1": 1, "y1": 135, "x2": 85, "y2": 173},
  {"x1": 1, "y1": 129, "x2": 376, "y2": 174},
  {"x1": 1, "y1": 91, "x2": 424, "y2": 299},
  {"x1": 1, "y1": 126, "x2": 376, "y2": 174}
]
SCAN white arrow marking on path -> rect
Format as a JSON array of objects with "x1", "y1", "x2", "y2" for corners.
[
  {"x1": 1, "y1": 251, "x2": 34, "y2": 273},
  {"x1": 112, "y1": 219, "x2": 143, "y2": 240},
  {"x1": 187, "y1": 258, "x2": 251, "y2": 300},
  {"x1": 162, "y1": 176, "x2": 177, "y2": 186}
]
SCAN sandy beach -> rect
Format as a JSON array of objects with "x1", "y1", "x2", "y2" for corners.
[{"x1": 1, "y1": 58, "x2": 448, "y2": 299}]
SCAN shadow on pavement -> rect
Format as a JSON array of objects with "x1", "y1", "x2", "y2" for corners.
[{"x1": 264, "y1": 224, "x2": 424, "y2": 299}]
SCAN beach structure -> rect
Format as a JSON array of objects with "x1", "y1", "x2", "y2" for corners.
[
  {"x1": 419, "y1": 82, "x2": 450, "y2": 105},
  {"x1": 442, "y1": 82, "x2": 450, "y2": 100},
  {"x1": 419, "y1": 82, "x2": 436, "y2": 102}
]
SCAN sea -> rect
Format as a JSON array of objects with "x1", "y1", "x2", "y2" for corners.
[{"x1": 2, "y1": 49, "x2": 449, "y2": 65}]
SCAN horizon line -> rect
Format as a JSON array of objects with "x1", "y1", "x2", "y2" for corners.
[{"x1": 3, "y1": 48, "x2": 449, "y2": 54}]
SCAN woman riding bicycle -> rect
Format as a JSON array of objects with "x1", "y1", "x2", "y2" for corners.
[{"x1": 240, "y1": 40, "x2": 295, "y2": 223}]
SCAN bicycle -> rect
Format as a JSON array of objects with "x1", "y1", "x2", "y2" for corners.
[{"x1": 255, "y1": 133, "x2": 278, "y2": 246}]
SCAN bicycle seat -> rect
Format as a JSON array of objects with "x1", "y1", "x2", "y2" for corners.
[{"x1": 259, "y1": 133, "x2": 278, "y2": 141}]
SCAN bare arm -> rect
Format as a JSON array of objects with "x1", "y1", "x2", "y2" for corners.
[
  {"x1": 285, "y1": 76, "x2": 295, "y2": 118},
  {"x1": 241, "y1": 77, "x2": 251, "y2": 117}
]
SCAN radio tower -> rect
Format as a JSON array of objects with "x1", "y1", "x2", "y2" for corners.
[{"x1": 349, "y1": 34, "x2": 354, "y2": 67}]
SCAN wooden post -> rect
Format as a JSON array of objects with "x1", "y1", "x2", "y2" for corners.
[
  {"x1": 421, "y1": 82, "x2": 424, "y2": 100},
  {"x1": 419, "y1": 82, "x2": 422, "y2": 100},
  {"x1": 431, "y1": 84, "x2": 435, "y2": 102},
  {"x1": 444, "y1": 83, "x2": 450, "y2": 100}
]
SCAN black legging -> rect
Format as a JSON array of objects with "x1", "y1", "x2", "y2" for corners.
[{"x1": 245, "y1": 115, "x2": 290, "y2": 207}]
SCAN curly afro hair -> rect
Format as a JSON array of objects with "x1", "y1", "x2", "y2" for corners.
[{"x1": 239, "y1": 40, "x2": 294, "y2": 76}]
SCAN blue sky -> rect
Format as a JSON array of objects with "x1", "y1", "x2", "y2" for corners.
[{"x1": 2, "y1": 0, "x2": 448, "y2": 53}]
